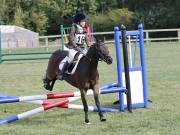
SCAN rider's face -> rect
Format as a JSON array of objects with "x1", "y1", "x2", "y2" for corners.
[{"x1": 80, "y1": 21, "x2": 86, "y2": 27}]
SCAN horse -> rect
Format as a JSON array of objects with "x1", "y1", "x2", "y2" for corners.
[{"x1": 43, "y1": 39, "x2": 113, "y2": 124}]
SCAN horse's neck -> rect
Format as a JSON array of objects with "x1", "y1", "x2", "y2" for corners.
[{"x1": 85, "y1": 46, "x2": 99, "y2": 70}]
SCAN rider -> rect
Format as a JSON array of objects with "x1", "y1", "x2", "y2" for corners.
[{"x1": 57, "y1": 13, "x2": 90, "y2": 80}]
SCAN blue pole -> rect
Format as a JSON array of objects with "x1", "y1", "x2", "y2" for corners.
[
  {"x1": 114, "y1": 26, "x2": 124, "y2": 111},
  {"x1": 138, "y1": 24, "x2": 148, "y2": 108}
]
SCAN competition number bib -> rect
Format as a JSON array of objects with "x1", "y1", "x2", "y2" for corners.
[{"x1": 75, "y1": 34, "x2": 85, "y2": 44}]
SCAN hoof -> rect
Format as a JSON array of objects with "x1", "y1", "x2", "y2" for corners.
[
  {"x1": 43, "y1": 83, "x2": 52, "y2": 91},
  {"x1": 84, "y1": 119, "x2": 91, "y2": 125},
  {"x1": 100, "y1": 116, "x2": 106, "y2": 122}
]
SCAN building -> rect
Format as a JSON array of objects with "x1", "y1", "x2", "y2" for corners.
[{"x1": 0, "y1": 25, "x2": 39, "y2": 49}]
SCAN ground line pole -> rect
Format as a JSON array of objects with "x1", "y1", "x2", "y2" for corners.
[{"x1": 121, "y1": 25, "x2": 132, "y2": 112}]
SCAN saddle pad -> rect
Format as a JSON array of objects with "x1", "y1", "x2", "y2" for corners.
[{"x1": 66, "y1": 53, "x2": 84, "y2": 75}]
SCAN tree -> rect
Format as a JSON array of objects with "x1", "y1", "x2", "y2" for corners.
[
  {"x1": 127, "y1": 0, "x2": 180, "y2": 29},
  {"x1": 13, "y1": 7, "x2": 25, "y2": 27},
  {"x1": 88, "y1": 8, "x2": 133, "y2": 32}
]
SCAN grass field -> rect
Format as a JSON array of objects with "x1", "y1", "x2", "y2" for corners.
[{"x1": 0, "y1": 42, "x2": 180, "y2": 135}]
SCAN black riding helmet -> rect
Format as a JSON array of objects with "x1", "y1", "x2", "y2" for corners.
[{"x1": 73, "y1": 13, "x2": 87, "y2": 23}]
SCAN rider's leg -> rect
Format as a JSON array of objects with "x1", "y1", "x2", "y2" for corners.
[
  {"x1": 57, "y1": 56, "x2": 69, "y2": 80},
  {"x1": 57, "y1": 49, "x2": 78, "y2": 80}
]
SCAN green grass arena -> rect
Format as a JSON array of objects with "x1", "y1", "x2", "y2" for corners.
[{"x1": 0, "y1": 42, "x2": 180, "y2": 135}]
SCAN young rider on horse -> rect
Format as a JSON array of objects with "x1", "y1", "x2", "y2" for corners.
[{"x1": 57, "y1": 13, "x2": 90, "y2": 80}]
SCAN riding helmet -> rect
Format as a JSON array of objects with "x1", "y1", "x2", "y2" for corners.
[{"x1": 73, "y1": 13, "x2": 87, "y2": 23}]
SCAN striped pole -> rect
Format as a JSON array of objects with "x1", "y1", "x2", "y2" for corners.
[
  {"x1": 0, "y1": 96, "x2": 80, "y2": 125},
  {"x1": 60, "y1": 104, "x2": 118, "y2": 112},
  {"x1": 0, "y1": 97, "x2": 118, "y2": 125},
  {"x1": 0, "y1": 95, "x2": 119, "y2": 112},
  {"x1": 0, "y1": 91, "x2": 91, "y2": 103},
  {"x1": 0, "y1": 82, "x2": 124, "y2": 124},
  {"x1": 0, "y1": 96, "x2": 118, "y2": 112},
  {"x1": 0, "y1": 95, "x2": 16, "y2": 99},
  {"x1": 27, "y1": 100, "x2": 118, "y2": 113},
  {"x1": 0, "y1": 83, "x2": 126, "y2": 104}
]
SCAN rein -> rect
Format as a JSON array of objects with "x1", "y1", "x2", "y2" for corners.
[{"x1": 84, "y1": 45, "x2": 101, "y2": 63}]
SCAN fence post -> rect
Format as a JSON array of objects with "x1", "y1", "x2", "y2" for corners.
[
  {"x1": 178, "y1": 30, "x2": 180, "y2": 43},
  {"x1": 114, "y1": 26, "x2": 124, "y2": 111},
  {"x1": 0, "y1": 27, "x2": 2, "y2": 64},
  {"x1": 138, "y1": 24, "x2": 148, "y2": 108},
  {"x1": 60, "y1": 25, "x2": 64, "y2": 50},
  {"x1": 45, "y1": 37, "x2": 48, "y2": 51},
  {"x1": 145, "y1": 31, "x2": 149, "y2": 43},
  {"x1": 121, "y1": 25, "x2": 132, "y2": 112}
]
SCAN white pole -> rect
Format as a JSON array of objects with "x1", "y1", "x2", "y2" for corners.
[{"x1": 128, "y1": 36, "x2": 133, "y2": 67}]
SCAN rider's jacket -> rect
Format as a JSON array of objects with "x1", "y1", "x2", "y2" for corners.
[{"x1": 67, "y1": 23, "x2": 90, "y2": 49}]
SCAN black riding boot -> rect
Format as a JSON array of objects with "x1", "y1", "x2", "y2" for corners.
[{"x1": 57, "y1": 62, "x2": 68, "y2": 80}]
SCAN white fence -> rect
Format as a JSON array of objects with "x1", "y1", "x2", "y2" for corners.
[{"x1": 39, "y1": 28, "x2": 180, "y2": 48}]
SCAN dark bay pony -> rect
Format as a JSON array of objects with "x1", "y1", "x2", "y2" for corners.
[{"x1": 43, "y1": 40, "x2": 113, "y2": 124}]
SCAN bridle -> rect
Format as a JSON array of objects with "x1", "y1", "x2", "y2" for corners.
[
  {"x1": 84, "y1": 41, "x2": 112, "y2": 64},
  {"x1": 95, "y1": 42, "x2": 110, "y2": 62}
]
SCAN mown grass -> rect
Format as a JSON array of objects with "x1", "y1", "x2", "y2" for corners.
[{"x1": 0, "y1": 42, "x2": 180, "y2": 135}]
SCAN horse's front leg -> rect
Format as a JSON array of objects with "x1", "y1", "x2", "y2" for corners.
[
  {"x1": 93, "y1": 84, "x2": 106, "y2": 122},
  {"x1": 80, "y1": 90, "x2": 90, "y2": 124},
  {"x1": 43, "y1": 74, "x2": 56, "y2": 91}
]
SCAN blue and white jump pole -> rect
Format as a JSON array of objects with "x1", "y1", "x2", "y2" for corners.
[{"x1": 114, "y1": 24, "x2": 148, "y2": 110}]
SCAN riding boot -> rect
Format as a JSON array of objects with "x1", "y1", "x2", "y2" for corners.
[{"x1": 57, "y1": 61, "x2": 69, "y2": 80}]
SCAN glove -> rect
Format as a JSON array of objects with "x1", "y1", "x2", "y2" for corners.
[
  {"x1": 72, "y1": 42, "x2": 77, "y2": 48},
  {"x1": 73, "y1": 46, "x2": 84, "y2": 54},
  {"x1": 74, "y1": 46, "x2": 83, "y2": 52}
]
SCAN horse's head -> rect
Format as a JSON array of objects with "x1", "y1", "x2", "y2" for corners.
[{"x1": 93, "y1": 39, "x2": 113, "y2": 65}]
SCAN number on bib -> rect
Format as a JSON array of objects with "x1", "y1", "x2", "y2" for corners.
[{"x1": 75, "y1": 34, "x2": 85, "y2": 44}]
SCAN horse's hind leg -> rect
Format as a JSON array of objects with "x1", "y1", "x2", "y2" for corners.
[
  {"x1": 80, "y1": 90, "x2": 90, "y2": 124},
  {"x1": 93, "y1": 87, "x2": 106, "y2": 122}
]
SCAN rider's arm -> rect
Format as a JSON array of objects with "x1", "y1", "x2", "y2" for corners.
[
  {"x1": 84, "y1": 24, "x2": 91, "y2": 48},
  {"x1": 68, "y1": 24, "x2": 77, "y2": 48},
  {"x1": 85, "y1": 35, "x2": 90, "y2": 48}
]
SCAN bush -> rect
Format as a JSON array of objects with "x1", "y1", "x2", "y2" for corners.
[{"x1": 88, "y1": 8, "x2": 134, "y2": 32}]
